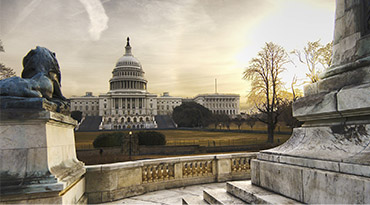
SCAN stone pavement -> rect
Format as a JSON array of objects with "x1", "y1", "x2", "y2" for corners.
[{"x1": 104, "y1": 182, "x2": 225, "y2": 204}]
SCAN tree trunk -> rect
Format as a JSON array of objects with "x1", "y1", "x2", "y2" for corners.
[{"x1": 267, "y1": 113, "x2": 274, "y2": 143}]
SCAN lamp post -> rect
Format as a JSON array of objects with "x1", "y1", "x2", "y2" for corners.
[{"x1": 129, "y1": 131, "x2": 132, "y2": 160}]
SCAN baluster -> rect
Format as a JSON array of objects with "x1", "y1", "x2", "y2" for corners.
[
  {"x1": 189, "y1": 163, "x2": 193, "y2": 176},
  {"x1": 168, "y1": 164, "x2": 174, "y2": 179},
  {"x1": 152, "y1": 165, "x2": 157, "y2": 181},
  {"x1": 183, "y1": 163, "x2": 188, "y2": 177},
  {"x1": 142, "y1": 166, "x2": 147, "y2": 183},
  {"x1": 149, "y1": 166, "x2": 153, "y2": 182},
  {"x1": 232, "y1": 159, "x2": 236, "y2": 172}
]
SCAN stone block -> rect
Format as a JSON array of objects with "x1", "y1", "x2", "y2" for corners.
[
  {"x1": 365, "y1": 180, "x2": 370, "y2": 203},
  {"x1": 87, "y1": 192, "x2": 102, "y2": 204},
  {"x1": 216, "y1": 157, "x2": 231, "y2": 181},
  {"x1": 0, "y1": 148, "x2": 27, "y2": 181},
  {"x1": 302, "y1": 168, "x2": 367, "y2": 204},
  {"x1": 337, "y1": 83, "x2": 370, "y2": 114},
  {"x1": 85, "y1": 170, "x2": 117, "y2": 192},
  {"x1": 332, "y1": 32, "x2": 361, "y2": 66},
  {"x1": 279, "y1": 156, "x2": 340, "y2": 172},
  {"x1": 251, "y1": 159, "x2": 260, "y2": 186},
  {"x1": 117, "y1": 167, "x2": 141, "y2": 188},
  {"x1": 258, "y1": 160, "x2": 303, "y2": 202},
  {"x1": 0, "y1": 124, "x2": 47, "y2": 149},
  {"x1": 25, "y1": 148, "x2": 49, "y2": 178},
  {"x1": 61, "y1": 177, "x2": 85, "y2": 204},
  {"x1": 335, "y1": 0, "x2": 345, "y2": 20},
  {"x1": 339, "y1": 163, "x2": 370, "y2": 178},
  {"x1": 293, "y1": 91, "x2": 337, "y2": 121},
  {"x1": 174, "y1": 163, "x2": 182, "y2": 179}
]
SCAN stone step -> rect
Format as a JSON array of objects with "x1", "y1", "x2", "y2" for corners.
[
  {"x1": 227, "y1": 180, "x2": 302, "y2": 204},
  {"x1": 203, "y1": 188, "x2": 244, "y2": 204},
  {"x1": 182, "y1": 195, "x2": 208, "y2": 205}
]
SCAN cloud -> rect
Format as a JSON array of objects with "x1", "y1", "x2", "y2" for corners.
[{"x1": 78, "y1": 0, "x2": 109, "y2": 41}]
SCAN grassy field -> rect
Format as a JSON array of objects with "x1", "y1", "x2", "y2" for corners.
[{"x1": 75, "y1": 129, "x2": 292, "y2": 150}]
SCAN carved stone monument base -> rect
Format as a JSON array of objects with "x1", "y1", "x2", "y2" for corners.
[
  {"x1": 0, "y1": 98, "x2": 86, "y2": 204},
  {"x1": 252, "y1": 125, "x2": 370, "y2": 203},
  {"x1": 250, "y1": 59, "x2": 370, "y2": 203}
]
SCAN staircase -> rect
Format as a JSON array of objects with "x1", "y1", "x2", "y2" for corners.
[
  {"x1": 78, "y1": 116, "x2": 102, "y2": 131},
  {"x1": 182, "y1": 180, "x2": 301, "y2": 204},
  {"x1": 155, "y1": 115, "x2": 177, "y2": 128}
]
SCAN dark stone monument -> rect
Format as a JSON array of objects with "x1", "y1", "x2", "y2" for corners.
[{"x1": 0, "y1": 47, "x2": 86, "y2": 204}]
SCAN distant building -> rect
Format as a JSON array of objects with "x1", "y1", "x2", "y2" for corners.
[
  {"x1": 193, "y1": 93, "x2": 240, "y2": 117},
  {"x1": 156, "y1": 92, "x2": 182, "y2": 115},
  {"x1": 70, "y1": 92, "x2": 100, "y2": 116},
  {"x1": 70, "y1": 37, "x2": 240, "y2": 130},
  {"x1": 98, "y1": 37, "x2": 158, "y2": 129}
]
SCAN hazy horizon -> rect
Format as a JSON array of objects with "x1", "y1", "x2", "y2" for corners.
[{"x1": 0, "y1": 0, "x2": 335, "y2": 110}]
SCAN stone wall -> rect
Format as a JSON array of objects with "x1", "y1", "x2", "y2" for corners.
[{"x1": 84, "y1": 152, "x2": 256, "y2": 203}]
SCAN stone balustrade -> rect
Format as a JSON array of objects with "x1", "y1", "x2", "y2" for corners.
[{"x1": 84, "y1": 152, "x2": 256, "y2": 203}]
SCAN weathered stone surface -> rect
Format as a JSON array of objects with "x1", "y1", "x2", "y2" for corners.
[
  {"x1": 0, "y1": 109, "x2": 85, "y2": 204},
  {"x1": 203, "y1": 188, "x2": 244, "y2": 205},
  {"x1": 257, "y1": 160, "x2": 303, "y2": 201},
  {"x1": 337, "y1": 83, "x2": 370, "y2": 114},
  {"x1": 226, "y1": 180, "x2": 302, "y2": 204},
  {"x1": 293, "y1": 91, "x2": 338, "y2": 121},
  {"x1": 117, "y1": 167, "x2": 142, "y2": 188},
  {"x1": 302, "y1": 168, "x2": 369, "y2": 204},
  {"x1": 263, "y1": 125, "x2": 370, "y2": 166}
]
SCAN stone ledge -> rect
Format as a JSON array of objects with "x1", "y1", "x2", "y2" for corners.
[
  {"x1": 0, "y1": 109, "x2": 76, "y2": 126},
  {"x1": 226, "y1": 180, "x2": 301, "y2": 204},
  {"x1": 258, "y1": 125, "x2": 370, "y2": 169},
  {"x1": 251, "y1": 159, "x2": 370, "y2": 204},
  {"x1": 182, "y1": 195, "x2": 207, "y2": 205},
  {"x1": 203, "y1": 188, "x2": 244, "y2": 205}
]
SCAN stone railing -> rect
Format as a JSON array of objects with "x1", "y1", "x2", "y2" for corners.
[{"x1": 84, "y1": 152, "x2": 257, "y2": 203}]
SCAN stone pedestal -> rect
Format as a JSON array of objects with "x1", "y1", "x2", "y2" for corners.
[
  {"x1": 251, "y1": 1, "x2": 370, "y2": 203},
  {"x1": 0, "y1": 98, "x2": 86, "y2": 204}
]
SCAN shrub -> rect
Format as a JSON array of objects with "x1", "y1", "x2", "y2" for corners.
[
  {"x1": 71, "y1": 111, "x2": 83, "y2": 123},
  {"x1": 172, "y1": 102, "x2": 213, "y2": 127},
  {"x1": 137, "y1": 131, "x2": 166, "y2": 146},
  {"x1": 93, "y1": 132, "x2": 125, "y2": 148}
]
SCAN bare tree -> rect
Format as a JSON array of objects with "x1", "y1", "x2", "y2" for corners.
[
  {"x1": 243, "y1": 42, "x2": 289, "y2": 143},
  {"x1": 291, "y1": 40, "x2": 333, "y2": 83},
  {"x1": 0, "y1": 40, "x2": 16, "y2": 80},
  {"x1": 233, "y1": 115, "x2": 244, "y2": 130}
]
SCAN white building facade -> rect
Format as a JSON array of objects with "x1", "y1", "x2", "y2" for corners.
[
  {"x1": 70, "y1": 92, "x2": 100, "y2": 117},
  {"x1": 98, "y1": 38, "x2": 158, "y2": 130},
  {"x1": 156, "y1": 92, "x2": 182, "y2": 115},
  {"x1": 193, "y1": 94, "x2": 240, "y2": 118}
]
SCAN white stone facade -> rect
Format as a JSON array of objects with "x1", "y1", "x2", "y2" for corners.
[
  {"x1": 70, "y1": 92, "x2": 99, "y2": 116},
  {"x1": 156, "y1": 92, "x2": 182, "y2": 115},
  {"x1": 194, "y1": 94, "x2": 240, "y2": 117},
  {"x1": 98, "y1": 38, "x2": 157, "y2": 130}
]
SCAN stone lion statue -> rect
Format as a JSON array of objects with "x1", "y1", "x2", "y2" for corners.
[{"x1": 0, "y1": 46, "x2": 68, "y2": 105}]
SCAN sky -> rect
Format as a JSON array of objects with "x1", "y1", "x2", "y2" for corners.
[{"x1": 0, "y1": 0, "x2": 335, "y2": 110}]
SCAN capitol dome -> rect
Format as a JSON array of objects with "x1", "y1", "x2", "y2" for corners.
[
  {"x1": 109, "y1": 37, "x2": 147, "y2": 93},
  {"x1": 115, "y1": 38, "x2": 142, "y2": 68}
]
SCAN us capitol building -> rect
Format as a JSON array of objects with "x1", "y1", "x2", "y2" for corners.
[{"x1": 70, "y1": 38, "x2": 240, "y2": 130}]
